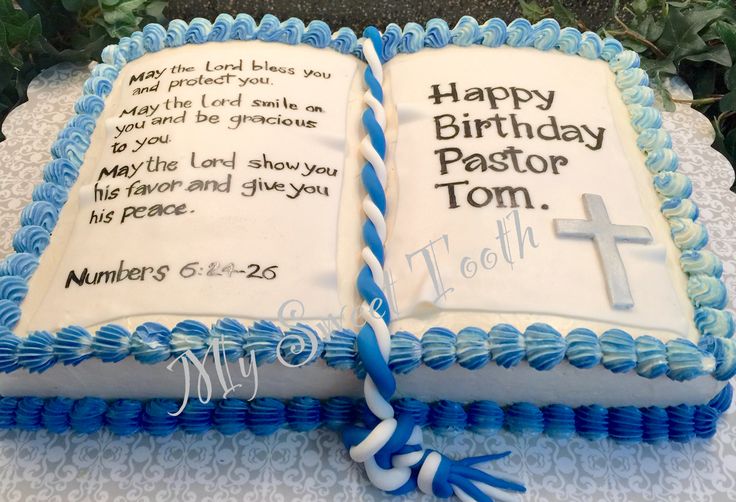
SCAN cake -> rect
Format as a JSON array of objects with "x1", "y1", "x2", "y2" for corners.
[{"x1": 0, "y1": 13, "x2": 733, "y2": 501}]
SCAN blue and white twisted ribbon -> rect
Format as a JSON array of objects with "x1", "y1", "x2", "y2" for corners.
[{"x1": 342, "y1": 27, "x2": 526, "y2": 502}]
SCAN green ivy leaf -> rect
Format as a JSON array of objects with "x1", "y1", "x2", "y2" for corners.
[
  {"x1": 691, "y1": 65, "x2": 717, "y2": 98},
  {"x1": 727, "y1": 65, "x2": 736, "y2": 90},
  {"x1": 631, "y1": 0, "x2": 649, "y2": 16},
  {"x1": 640, "y1": 56, "x2": 677, "y2": 75},
  {"x1": 713, "y1": 116, "x2": 736, "y2": 168},
  {"x1": 111, "y1": 0, "x2": 149, "y2": 14},
  {"x1": 650, "y1": 75, "x2": 676, "y2": 112},
  {"x1": 716, "y1": 21, "x2": 736, "y2": 58},
  {"x1": 658, "y1": 7, "x2": 729, "y2": 61},
  {"x1": 726, "y1": 127, "x2": 736, "y2": 154},
  {"x1": 0, "y1": 0, "x2": 29, "y2": 25},
  {"x1": 0, "y1": 23, "x2": 23, "y2": 68},
  {"x1": 682, "y1": 43, "x2": 732, "y2": 65},
  {"x1": 144, "y1": 0, "x2": 166, "y2": 21},
  {"x1": 60, "y1": 0, "x2": 84, "y2": 10},
  {"x1": 622, "y1": 38, "x2": 649, "y2": 53},
  {"x1": 720, "y1": 90, "x2": 736, "y2": 112},
  {"x1": 552, "y1": 0, "x2": 578, "y2": 28},
  {"x1": 634, "y1": 14, "x2": 665, "y2": 41},
  {"x1": 0, "y1": 62, "x2": 13, "y2": 91},
  {"x1": 518, "y1": 0, "x2": 548, "y2": 22}
]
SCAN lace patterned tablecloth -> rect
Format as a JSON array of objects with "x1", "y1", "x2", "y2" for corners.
[{"x1": 0, "y1": 63, "x2": 734, "y2": 502}]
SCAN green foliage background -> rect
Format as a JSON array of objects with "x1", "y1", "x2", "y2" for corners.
[
  {"x1": 0, "y1": 0, "x2": 735, "y2": 188},
  {"x1": 0, "y1": 0, "x2": 167, "y2": 142}
]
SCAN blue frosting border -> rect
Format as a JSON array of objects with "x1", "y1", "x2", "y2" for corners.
[
  {"x1": 0, "y1": 383, "x2": 730, "y2": 443},
  {"x1": 2, "y1": 319, "x2": 735, "y2": 383},
  {"x1": 0, "y1": 15, "x2": 733, "y2": 393}
]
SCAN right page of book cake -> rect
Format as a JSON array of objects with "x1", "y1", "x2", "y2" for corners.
[{"x1": 383, "y1": 46, "x2": 696, "y2": 342}]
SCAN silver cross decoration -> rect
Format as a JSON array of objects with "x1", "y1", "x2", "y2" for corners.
[{"x1": 554, "y1": 193, "x2": 653, "y2": 310}]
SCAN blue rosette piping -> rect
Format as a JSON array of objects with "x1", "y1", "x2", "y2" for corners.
[
  {"x1": 667, "y1": 404, "x2": 696, "y2": 442},
  {"x1": 42, "y1": 397, "x2": 74, "y2": 433},
  {"x1": 171, "y1": 320, "x2": 211, "y2": 360},
  {"x1": 421, "y1": 327, "x2": 457, "y2": 370},
  {"x1": 388, "y1": 331, "x2": 422, "y2": 373},
  {"x1": 430, "y1": 400, "x2": 468, "y2": 434},
  {"x1": 0, "y1": 397, "x2": 19, "y2": 428},
  {"x1": 287, "y1": 396, "x2": 323, "y2": 431},
  {"x1": 0, "y1": 276, "x2": 28, "y2": 303},
  {"x1": 70, "y1": 397, "x2": 107, "y2": 434},
  {"x1": 489, "y1": 323, "x2": 525, "y2": 368},
  {"x1": 248, "y1": 397, "x2": 286, "y2": 436},
  {"x1": 322, "y1": 397, "x2": 355, "y2": 430},
  {"x1": 211, "y1": 317, "x2": 247, "y2": 361},
  {"x1": 393, "y1": 398, "x2": 430, "y2": 428},
  {"x1": 16, "y1": 396, "x2": 45, "y2": 431},
  {"x1": 634, "y1": 335, "x2": 668, "y2": 379},
  {"x1": 0, "y1": 332, "x2": 22, "y2": 372},
  {"x1": 608, "y1": 406, "x2": 643, "y2": 443},
  {"x1": 324, "y1": 328, "x2": 358, "y2": 370},
  {"x1": 467, "y1": 400, "x2": 504, "y2": 434},
  {"x1": 525, "y1": 323, "x2": 566, "y2": 371},
  {"x1": 680, "y1": 250, "x2": 722, "y2": 277},
  {"x1": 214, "y1": 398, "x2": 248, "y2": 435},
  {"x1": 695, "y1": 307, "x2": 734, "y2": 338},
  {"x1": 92, "y1": 324, "x2": 131, "y2": 363},
  {"x1": 18, "y1": 330, "x2": 57, "y2": 373},
  {"x1": 0, "y1": 300, "x2": 21, "y2": 329},
  {"x1": 506, "y1": 18, "x2": 533, "y2": 47},
  {"x1": 303, "y1": 20, "x2": 331, "y2": 48},
  {"x1": 130, "y1": 322, "x2": 171, "y2": 364},
  {"x1": 641, "y1": 407, "x2": 669, "y2": 443},
  {"x1": 13, "y1": 225, "x2": 50, "y2": 255},
  {"x1": 279, "y1": 323, "x2": 323, "y2": 367},
  {"x1": 106, "y1": 399, "x2": 143, "y2": 435},
  {"x1": 425, "y1": 18, "x2": 451, "y2": 48},
  {"x1": 142, "y1": 398, "x2": 180, "y2": 436},
  {"x1": 179, "y1": 400, "x2": 215, "y2": 434},
  {"x1": 32, "y1": 182, "x2": 68, "y2": 208},
  {"x1": 54, "y1": 325, "x2": 93, "y2": 366},
  {"x1": 565, "y1": 328, "x2": 602, "y2": 369},
  {"x1": 244, "y1": 320, "x2": 283, "y2": 366},
  {"x1": 505, "y1": 402, "x2": 544, "y2": 435},
  {"x1": 542, "y1": 404, "x2": 576, "y2": 439},
  {"x1": 455, "y1": 327, "x2": 490, "y2": 370},
  {"x1": 575, "y1": 405, "x2": 608, "y2": 441},
  {"x1": 600, "y1": 329, "x2": 636, "y2": 373},
  {"x1": 666, "y1": 338, "x2": 714, "y2": 381}
]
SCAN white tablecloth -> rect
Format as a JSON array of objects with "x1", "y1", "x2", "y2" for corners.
[{"x1": 0, "y1": 63, "x2": 734, "y2": 501}]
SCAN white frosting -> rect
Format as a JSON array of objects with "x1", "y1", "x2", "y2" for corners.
[
  {"x1": 18, "y1": 41, "x2": 364, "y2": 333},
  {"x1": 0, "y1": 358, "x2": 724, "y2": 408},
  {"x1": 382, "y1": 47, "x2": 696, "y2": 342}
]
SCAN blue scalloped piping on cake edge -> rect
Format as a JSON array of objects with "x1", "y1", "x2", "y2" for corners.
[
  {"x1": 0, "y1": 383, "x2": 731, "y2": 443},
  {"x1": 0, "y1": 14, "x2": 733, "y2": 412},
  {"x1": 2, "y1": 319, "x2": 735, "y2": 383}
]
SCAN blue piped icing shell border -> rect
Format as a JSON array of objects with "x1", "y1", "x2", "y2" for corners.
[
  {"x1": 0, "y1": 383, "x2": 730, "y2": 443},
  {"x1": 1, "y1": 319, "x2": 735, "y2": 383},
  {"x1": 0, "y1": 15, "x2": 733, "y2": 399}
]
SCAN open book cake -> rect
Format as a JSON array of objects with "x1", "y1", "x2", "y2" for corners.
[{"x1": 0, "y1": 13, "x2": 733, "y2": 500}]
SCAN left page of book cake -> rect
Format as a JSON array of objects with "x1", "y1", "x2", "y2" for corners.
[{"x1": 16, "y1": 40, "x2": 365, "y2": 333}]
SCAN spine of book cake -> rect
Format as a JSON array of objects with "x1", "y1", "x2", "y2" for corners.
[{"x1": 341, "y1": 27, "x2": 525, "y2": 501}]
